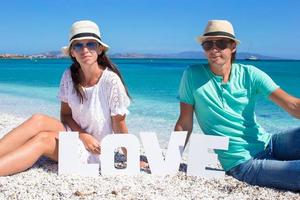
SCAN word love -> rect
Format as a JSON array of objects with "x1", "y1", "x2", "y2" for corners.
[{"x1": 58, "y1": 132, "x2": 228, "y2": 178}]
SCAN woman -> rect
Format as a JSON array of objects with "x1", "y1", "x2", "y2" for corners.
[{"x1": 0, "y1": 20, "x2": 130, "y2": 176}]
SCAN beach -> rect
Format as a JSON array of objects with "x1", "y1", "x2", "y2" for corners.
[
  {"x1": 0, "y1": 113, "x2": 299, "y2": 200},
  {"x1": 0, "y1": 59, "x2": 300, "y2": 199},
  {"x1": 0, "y1": 0, "x2": 299, "y2": 198}
]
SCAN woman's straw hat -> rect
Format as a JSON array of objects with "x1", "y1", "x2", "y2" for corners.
[
  {"x1": 61, "y1": 20, "x2": 109, "y2": 56},
  {"x1": 197, "y1": 20, "x2": 240, "y2": 44}
]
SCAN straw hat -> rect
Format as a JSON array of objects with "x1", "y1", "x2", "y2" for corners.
[
  {"x1": 197, "y1": 20, "x2": 240, "y2": 44},
  {"x1": 61, "y1": 20, "x2": 109, "y2": 56}
]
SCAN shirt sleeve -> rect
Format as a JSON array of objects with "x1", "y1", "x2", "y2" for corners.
[
  {"x1": 250, "y1": 66, "x2": 279, "y2": 97},
  {"x1": 108, "y1": 74, "x2": 130, "y2": 116},
  {"x1": 178, "y1": 67, "x2": 195, "y2": 105},
  {"x1": 57, "y1": 70, "x2": 70, "y2": 103}
]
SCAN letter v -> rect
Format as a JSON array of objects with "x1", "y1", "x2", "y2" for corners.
[{"x1": 140, "y1": 131, "x2": 187, "y2": 176}]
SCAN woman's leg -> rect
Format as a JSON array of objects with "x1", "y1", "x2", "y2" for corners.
[
  {"x1": 0, "y1": 113, "x2": 65, "y2": 157},
  {"x1": 0, "y1": 131, "x2": 59, "y2": 176}
]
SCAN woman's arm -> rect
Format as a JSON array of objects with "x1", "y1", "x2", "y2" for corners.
[
  {"x1": 174, "y1": 102, "x2": 194, "y2": 147},
  {"x1": 60, "y1": 102, "x2": 101, "y2": 154},
  {"x1": 111, "y1": 114, "x2": 128, "y2": 134},
  {"x1": 111, "y1": 114, "x2": 128, "y2": 156},
  {"x1": 269, "y1": 88, "x2": 300, "y2": 119}
]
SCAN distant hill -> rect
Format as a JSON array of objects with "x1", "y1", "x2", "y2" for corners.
[
  {"x1": 109, "y1": 51, "x2": 282, "y2": 60},
  {"x1": 235, "y1": 52, "x2": 281, "y2": 60},
  {"x1": 28, "y1": 50, "x2": 282, "y2": 60},
  {"x1": 30, "y1": 51, "x2": 65, "y2": 58},
  {"x1": 109, "y1": 52, "x2": 203, "y2": 59}
]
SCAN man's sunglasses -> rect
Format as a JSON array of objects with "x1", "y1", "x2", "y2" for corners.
[
  {"x1": 202, "y1": 39, "x2": 232, "y2": 51},
  {"x1": 72, "y1": 42, "x2": 99, "y2": 52}
]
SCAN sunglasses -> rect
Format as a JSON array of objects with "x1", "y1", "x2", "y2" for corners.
[
  {"x1": 202, "y1": 39, "x2": 232, "y2": 51},
  {"x1": 72, "y1": 42, "x2": 99, "y2": 52}
]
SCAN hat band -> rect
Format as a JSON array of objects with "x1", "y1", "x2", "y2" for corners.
[
  {"x1": 203, "y1": 31, "x2": 235, "y2": 39},
  {"x1": 70, "y1": 32, "x2": 101, "y2": 41}
]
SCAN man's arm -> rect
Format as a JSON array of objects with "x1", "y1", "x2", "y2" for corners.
[
  {"x1": 174, "y1": 102, "x2": 194, "y2": 148},
  {"x1": 269, "y1": 88, "x2": 300, "y2": 119}
]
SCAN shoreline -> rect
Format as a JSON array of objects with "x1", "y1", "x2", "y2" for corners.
[
  {"x1": 0, "y1": 113, "x2": 299, "y2": 199},
  {"x1": 1, "y1": 57, "x2": 300, "y2": 61}
]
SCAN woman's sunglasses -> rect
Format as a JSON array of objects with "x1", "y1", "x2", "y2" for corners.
[
  {"x1": 72, "y1": 42, "x2": 99, "y2": 52},
  {"x1": 202, "y1": 39, "x2": 232, "y2": 51}
]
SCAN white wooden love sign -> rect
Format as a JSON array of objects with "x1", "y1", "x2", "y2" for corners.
[{"x1": 58, "y1": 131, "x2": 228, "y2": 178}]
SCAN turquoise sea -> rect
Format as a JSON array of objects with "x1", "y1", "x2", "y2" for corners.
[{"x1": 0, "y1": 58, "x2": 299, "y2": 145}]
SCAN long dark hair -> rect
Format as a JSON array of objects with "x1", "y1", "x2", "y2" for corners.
[{"x1": 69, "y1": 51, "x2": 131, "y2": 103}]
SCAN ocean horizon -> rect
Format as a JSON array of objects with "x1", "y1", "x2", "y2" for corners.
[{"x1": 0, "y1": 58, "x2": 299, "y2": 146}]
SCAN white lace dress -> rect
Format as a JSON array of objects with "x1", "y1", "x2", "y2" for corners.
[{"x1": 57, "y1": 68, "x2": 130, "y2": 163}]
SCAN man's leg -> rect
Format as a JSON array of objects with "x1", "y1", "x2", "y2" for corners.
[{"x1": 271, "y1": 127, "x2": 300, "y2": 160}]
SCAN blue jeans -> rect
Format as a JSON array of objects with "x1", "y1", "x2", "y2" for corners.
[{"x1": 226, "y1": 127, "x2": 300, "y2": 191}]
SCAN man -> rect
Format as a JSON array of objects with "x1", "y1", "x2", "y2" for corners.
[{"x1": 175, "y1": 20, "x2": 300, "y2": 191}]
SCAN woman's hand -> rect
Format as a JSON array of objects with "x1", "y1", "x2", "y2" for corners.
[
  {"x1": 79, "y1": 133, "x2": 101, "y2": 154},
  {"x1": 60, "y1": 103, "x2": 102, "y2": 154}
]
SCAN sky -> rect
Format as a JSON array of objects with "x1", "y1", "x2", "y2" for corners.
[{"x1": 0, "y1": 0, "x2": 299, "y2": 59}]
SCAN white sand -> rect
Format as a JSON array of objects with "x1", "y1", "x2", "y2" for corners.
[{"x1": 0, "y1": 113, "x2": 299, "y2": 199}]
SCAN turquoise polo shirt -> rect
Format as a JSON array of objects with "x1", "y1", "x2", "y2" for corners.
[{"x1": 179, "y1": 63, "x2": 279, "y2": 171}]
